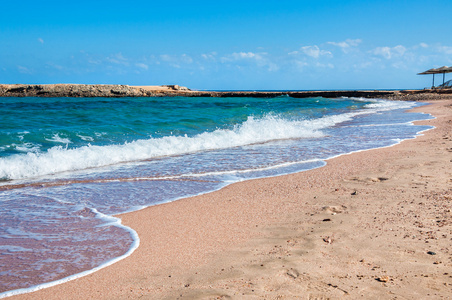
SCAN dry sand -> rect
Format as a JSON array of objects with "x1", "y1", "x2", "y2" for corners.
[{"x1": 11, "y1": 100, "x2": 452, "y2": 299}]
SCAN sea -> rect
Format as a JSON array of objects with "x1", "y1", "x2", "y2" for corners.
[{"x1": 0, "y1": 95, "x2": 433, "y2": 297}]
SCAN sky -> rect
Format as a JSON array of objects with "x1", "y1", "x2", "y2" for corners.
[{"x1": 1, "y1": 0, "x2": 451, "y2": 90}]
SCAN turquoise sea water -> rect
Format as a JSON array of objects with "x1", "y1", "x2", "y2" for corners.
[{"x1": 0, "y1": 96, "x2": 433, "y2": 296}]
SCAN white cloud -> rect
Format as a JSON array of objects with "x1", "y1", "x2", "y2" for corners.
[
  {"x1": 419, "y1": 42, "x2": 429, "y2": 48},
  {"x1": 315, "y1": 62, "x2": 335, "y2": 69},
  {"x1": 300, "y1": 46, "x2": 332, "y2": 58},
  {"x1": 159, "y1": 54, "x2": 171, "y2": 62},
  {"x1": 353, "y1": 61, "x2": 373, "y2": 69},
  {"x1": 327, "y1": 39, "x2": 362, "y2": 53},
  {"x1": 391, "y1": 61, "x2": 407, "y2": 69},
  {"x1": 372, "y1": 45, "x2": 406, "y2": 59},
  {"x1": 436, "y1": 45, "x2": 452, "y2": 54},
  {"x1": 221, "y1": 52, "x2": 256, "y2": 62},
  {"x1": 159, "y1": 54, "x2": 193, "y2": 66},
  {"x1": 17, "y1": 66, "x2": 32, "y2": 74},
  {"x1": 231, "y1": 52, "x2": 263, "y2": 60},
  {"x1": 181, "y1": 54, "x2": 193, "y2": 64},
  {"x1": 87, "y1": 58, "x2": 102, "y2": 65},
  {"x1": 346, "y1": 39, "x2": 362, "y2": 47},
  {"x1": 267, "y1": 63, "x2": 279, "y2": 72},
  {"x1": 37, "y1": 38, "x2": 44, "y2": 44},
  {"x1": 372, "y1": 47, "x2": 391, "y2": 59},
  {"x1": 293, "y1": 61, "x2": 308, "y2": 71},
  {"x1": 48, "y1": 63, "x2": 64, "y2": 70},
  {"x1": 201, "y1": 52, "x2": 217, "y2": 60},
  {"x1": 135, "y1": 63, "x2": 149, "y2": 70},
  {"x1": 107, "y1": 53, "x2": 129, "y2": 66},
  {"x1": 220, "y1": 51, "x2": 278, "y2": 71}
]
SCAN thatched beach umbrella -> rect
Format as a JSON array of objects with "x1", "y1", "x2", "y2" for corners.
[
  {"x1": 417, "y1": 67, "x2": 439, "y2": 88},
  {"x1": 435, "y1": 66, "x2": 452, "y2": 86},
  {"x1": 418, "y1": 66, "x2": 452, "y2": 88}
]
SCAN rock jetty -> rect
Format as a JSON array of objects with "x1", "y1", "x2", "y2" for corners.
[
  {"x1": 0, "y1": 84, "x2": 451, "y2": 100},
  {"x1": 0, "y1": 84, "x2": 190, "y2": 98}
]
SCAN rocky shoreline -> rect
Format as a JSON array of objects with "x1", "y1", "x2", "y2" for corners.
[{"x1": 1, "y1": 84, "x2": 451, "y2": 100}]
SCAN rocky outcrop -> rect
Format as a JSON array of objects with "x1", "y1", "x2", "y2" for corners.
[
  {"x1": 161, "y1": 85, "x2": 191, "y2": 91},
  {"x1": 0, "y1": 84, "x2": 146, "y2": 97},
  {"x1": 0, "y1": 84, "x2": 451, "y2": 100},
  {"x1": 385, "y1": 89, "x2": 452, "y2": 101},
  {"x1": 0, "y1": 84, "x2": 196, "y2": 97}
]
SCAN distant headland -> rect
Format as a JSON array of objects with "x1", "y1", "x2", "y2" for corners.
[{"x1": 0, "y1": 84, "x2": 451, "y2": 100}]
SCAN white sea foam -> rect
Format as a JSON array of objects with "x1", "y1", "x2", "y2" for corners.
[
  {"x1": 13, "y1": 142, "x2": 41, "y2": 153},
  {"x1": 363, "y1": 99, "x2": 415, "y2": 111},
  {"x1": 77, "y1": 134, "x2": 94, "y2": 142},
  {"x1": 346, "y1": 97, "x2": 417, "y2": 110},
  {"x1": 45, "y1": 133, "x2": 72, "y2": 144},
  {"x1": 0, "y1": 103, "x2": 408, "y2": 181}
]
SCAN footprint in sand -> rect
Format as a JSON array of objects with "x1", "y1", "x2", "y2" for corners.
[
  {"x1": 347, "y1": 177, "x2": 389, "y2": 183},
  {"x1": 322, "y1": 205, "x2": 347, "y2": 215}
]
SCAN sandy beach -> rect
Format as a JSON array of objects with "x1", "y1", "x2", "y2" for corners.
[{"x1": 9, "y1": 99, "x2": 452, "y2": 299}]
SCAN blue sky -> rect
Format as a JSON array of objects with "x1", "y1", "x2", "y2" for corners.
[{"x1": 1, "y1": 0, "x2": 451, "y2": 90}]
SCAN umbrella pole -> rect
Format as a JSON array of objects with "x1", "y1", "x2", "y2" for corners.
[
  {"x1": 432, "y1": 74, "x2": 435, "y2": 88},
  {"x1": 443, "y1": 72, "x2": 445, "y2": 85}
]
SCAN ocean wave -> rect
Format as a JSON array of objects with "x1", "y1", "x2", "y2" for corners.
[
  {"x1": 345, "y1": 97, "x2": 416, "y2": 110},
  {"x1": 45, "y1": 133, "x2": 72, "y2": 144},
  {"x1": 0, "y1": 100, "x2": 416, "y2": 181},
  {"x1": 363, "y1": 99, "x2": 415, "y2": 110},
  {"x1": 0, "y1": 112, "x2": 360, "y2": 180},
  {"x1": 12, "y1": 142, "x2": 42, "y2": 153}
]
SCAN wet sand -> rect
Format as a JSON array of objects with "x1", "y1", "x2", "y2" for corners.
[{"x1": 10, "y1": 100, "x2": 452, "y2": 299}]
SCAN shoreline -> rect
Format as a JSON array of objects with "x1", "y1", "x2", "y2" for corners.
[
  {"x1": 1, "y1": 83, "x2": 452, "y2": 100},
  {"x1": 0, "y1": 101, "x2": 427, "y2": 298},
  {"x1": 8, "y1": 99, "x2": 452, "y2": 299}
]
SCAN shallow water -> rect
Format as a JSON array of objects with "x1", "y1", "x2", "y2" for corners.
[{"x1": 0, "y1": 96, "x2": 433, "y2": 296}]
